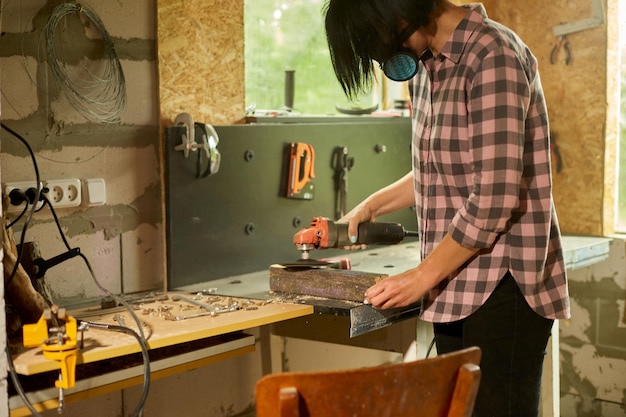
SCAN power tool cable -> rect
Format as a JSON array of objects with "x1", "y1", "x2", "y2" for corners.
[{"x1": 1, "y1": 123, "x2": 42, "y2": 288}]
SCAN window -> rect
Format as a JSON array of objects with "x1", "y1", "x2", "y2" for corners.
[
  {"x1": 244, "y1": 0, "x2": 347, "y2": 114},
  {"x1": 244, "y1": 0, "x2": 406, "y2": 116}
]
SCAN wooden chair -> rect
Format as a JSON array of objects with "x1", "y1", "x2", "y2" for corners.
[{"x1": 255, "y1": 346, "x2": 481, "y2": 417}]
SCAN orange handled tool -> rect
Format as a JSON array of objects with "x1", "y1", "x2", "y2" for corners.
[{"x1": 287, "y1": 142, "x2": 315, "y2": 198}]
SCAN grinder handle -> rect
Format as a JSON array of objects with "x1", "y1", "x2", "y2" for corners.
[{"x1": 334, "y1": 222, "x2": 408, "y2": 247}]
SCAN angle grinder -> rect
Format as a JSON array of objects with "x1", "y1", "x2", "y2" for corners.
[{"x1": 291, "y1": 216, "x2": 418, "y2": 266}]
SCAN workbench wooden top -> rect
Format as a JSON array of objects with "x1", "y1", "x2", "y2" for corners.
[{"x1": 11, "y1": 294, "x2": 313, "y2": 376}]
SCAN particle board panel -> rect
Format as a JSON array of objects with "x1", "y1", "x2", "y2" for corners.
[{"x1": 157, "y1": 0, "x2": 245, "y2": 125}]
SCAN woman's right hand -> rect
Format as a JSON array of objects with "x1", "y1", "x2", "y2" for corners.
[
  {"x1": 338, "y1": 172, "x2": 415, "y2": 250},
  {"x1": 337, "y1": 203, "x2": 375, "y2": 250}
]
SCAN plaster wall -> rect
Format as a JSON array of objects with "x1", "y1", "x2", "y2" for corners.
[{"x1": 561, "y1": 239, "x2": 626, "y2": 415}]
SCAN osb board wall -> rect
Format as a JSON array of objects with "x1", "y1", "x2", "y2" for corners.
[
  {"x1": 484, "y1": 0, "x2": 607, "y2": 236},
  {"x1": 157, "y1": 0, "x2": 245, "y2": 127}
]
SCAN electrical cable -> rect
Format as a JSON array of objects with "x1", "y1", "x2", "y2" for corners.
[
  {"x1": 75, "y1": 247, "x2": 152, "y2": 417},
  {"x1": 426, "y1": 336, "x2": 436, "y2": 358},
  {"x1": 2, "y1": 123, "x2": 46, "y2": 417},
  {"x1": 39, "y1": 193, "x2": 149, "y2": 344},
  {"x1": 76, "y1": 320, "x2": 150, "y2": 417},
  {"x1": 38, "y1": 194, "x2": 151, "y2": 416},
  {"x1": 1, "y1": 123, "x2": 41, "y2": 288},
  {"x1": 6, "y1": 202, "x2": 29, "y2": 229},
  {"x1": 6, "y1": 345, "x2": 45, "y2": 417},
  {"x1": 44, "y1": 2, "x2": 126, "y2": 124},
  {"x1": 3, "y1": 125, "x2": 150, "y2": 416},
  {"x1": 40, "y1": 195, "x2": 72, "y2": 250}
]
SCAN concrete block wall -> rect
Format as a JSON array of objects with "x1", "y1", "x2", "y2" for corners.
[{"x1": 0, "y1": 1, "x2": 164, "y2": 308}]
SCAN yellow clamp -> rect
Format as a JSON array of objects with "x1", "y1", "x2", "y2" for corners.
[{"x1": 23, "y1": 307, "x2": 78, "y2": 390}]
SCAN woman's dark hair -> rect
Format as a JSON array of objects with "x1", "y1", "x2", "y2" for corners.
[{"x1": 324, "y1": 0, "x2": 439, "y2": 98}]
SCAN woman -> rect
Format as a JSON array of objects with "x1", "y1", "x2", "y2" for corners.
[{"x1": 323, "y1": 1, "x2": 570, "y2": 416}]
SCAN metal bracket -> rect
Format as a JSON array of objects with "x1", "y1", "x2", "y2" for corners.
[
  {"x1": 173, "y1": 112, "x2": 198, "y2": 158},
  {"x1": 172, "y1": 113, "x2": 221, "y2": 177},
  {"x1": 552, "y1": 0, "x2": 605, "y2": 37}
]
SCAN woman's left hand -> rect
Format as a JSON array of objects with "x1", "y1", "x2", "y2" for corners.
[
  {"x1": 365, "y1": 234, "x2": 480, "y2": 309},
  {"x1": 364, "y1": 269, "x2": 426, "y2": 309}
]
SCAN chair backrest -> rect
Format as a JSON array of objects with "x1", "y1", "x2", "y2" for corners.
[{"x1": 255, "y1": 346, "x2": 481, "y2": 417}]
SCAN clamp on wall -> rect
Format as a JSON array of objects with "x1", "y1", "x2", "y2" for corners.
[{"x1": 172, "y1": 112, "x2": 221, "y2": 178}]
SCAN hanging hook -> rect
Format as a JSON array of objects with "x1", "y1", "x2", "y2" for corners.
[{"x1": 550, "y1": 35, "x2": 571, "y2": 65}]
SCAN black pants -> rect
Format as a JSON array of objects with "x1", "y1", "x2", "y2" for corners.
[{"x1": 433, "y1": 273, "x2": 554, "y2": 417}]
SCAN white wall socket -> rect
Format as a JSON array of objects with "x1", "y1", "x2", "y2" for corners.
[
  {"x1": 47, "y1": 178, "x2": 82, "y2": 208},
  {"x1": 4, "y1": 178, "x2": 82, "y2": 210},
  {"x1": 3, "y1": 181, "x2": 45, "y2": 211}
]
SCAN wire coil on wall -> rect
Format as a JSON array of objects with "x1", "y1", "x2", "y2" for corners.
[{"x1": 44, "y1": 3, "x2": 127, "y2": 124}]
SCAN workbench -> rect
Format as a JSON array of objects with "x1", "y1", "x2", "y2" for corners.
[
  {"x1": 178, "y1": 235, "x2": 614, "y2": 417},
  {"x1": 9, "y1": 235, "x2": 612, "y2": 417},
  {"x1": 8, "y1": 297, "x2": 313, "y2": 416}
]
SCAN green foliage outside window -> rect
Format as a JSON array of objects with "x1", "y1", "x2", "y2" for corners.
[{"x1": 244, "y1": 0, "x2": 349, "y2": 114}]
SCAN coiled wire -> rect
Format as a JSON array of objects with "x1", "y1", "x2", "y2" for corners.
[{"x1": 44, "y1": 2, "x2": 126, "y2": 124}]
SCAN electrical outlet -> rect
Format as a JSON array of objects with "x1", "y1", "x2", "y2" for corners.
[
  {"x1": 4, "y1": 179, "x2": 82, "y2": 211},
  {"x1": 3, "y1": 181, "x2": 45, "y2": 211},
  {"x1": 46, "y1": 179, "x2": 82, "y2": 208}
]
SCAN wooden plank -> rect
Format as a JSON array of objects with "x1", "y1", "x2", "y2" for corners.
[{"x1": 269, "y1": 265, "x2": 388, "y2": 302}]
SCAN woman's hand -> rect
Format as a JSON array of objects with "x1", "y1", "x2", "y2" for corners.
[
  {"x1": 337, "y1": 172, "x2": 415, "y2": 249},
  {"x1": 365, "y1": 234, "x2": 480, "y2": 309},
  {"x1": 337, "y1": 203, "x2": 375, "y2": 250},
  {"x1": 364, "y1": 268, "x2": 426, "y2": 309}
]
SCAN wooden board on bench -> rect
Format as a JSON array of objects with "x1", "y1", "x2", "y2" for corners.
[{"x1": 269, "y1": 265, "x2": 388, "y2": 302}]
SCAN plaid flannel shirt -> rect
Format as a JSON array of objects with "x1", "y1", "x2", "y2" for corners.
[{"x1": 411, "y1": 3, "x2": 570, "y2": 322}]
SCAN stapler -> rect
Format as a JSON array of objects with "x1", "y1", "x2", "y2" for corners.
[{"x1": 286, "y1": 142, "x2": 315, "y2": 200}]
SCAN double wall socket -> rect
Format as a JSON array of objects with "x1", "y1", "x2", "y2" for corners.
[
  {"x1": 4, "y1": 179, "x2": 82, "y2": 210},
  {"x1": 47, "y1": 179, "x2": 81, "y2": 207}
]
